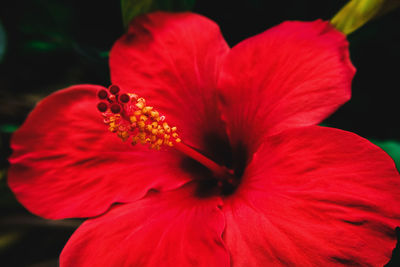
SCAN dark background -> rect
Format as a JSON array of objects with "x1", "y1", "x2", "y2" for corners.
[{"x1": 0, "y1": 0, "x2": 399, "y2": 266}]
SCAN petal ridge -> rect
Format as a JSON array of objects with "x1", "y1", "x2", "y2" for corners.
[
  {"x1": 218, "y1": 20, "x2": 355, "y2": 153},
  {"x1": 8, "y1": 85, "x2": 190, "y2": 219},
  {"x1": 110, "y1": 11, "x2": 230, "y2": 150},
  {"x1": 223, "y1": 126, "x2": 400, "y2": 266},
  {"x1": 60, "y1": 185, "x2": 230, "y2": 267}
]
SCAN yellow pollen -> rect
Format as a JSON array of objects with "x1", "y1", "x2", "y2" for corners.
[
  {"x1": 142, "y1": 106, "x2": 153, "y2": 114},
  {"x1": 99, "y1": 91, "x2": 181, "y2": 150},
  {"x1": 137, "y1": 121, "x2": 145, "y2": 130},
  {"x1": 150, "y1": 111, "x2": 159, "y2": 119}
]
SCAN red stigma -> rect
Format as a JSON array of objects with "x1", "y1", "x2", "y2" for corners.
[
  {"x1": 110, "y1": 103, "x2": 121, "y2": 114},
  {"x1": 109, "y1": 85, "x2": 120, "y2": 95},
  {"x1": 98, "y1": 90, "x2": 108, "y2": 100},
  {"x1": 97, "y1": 102, "x2": 108, "y2": 112},
  {"x1": 119, "y1": 94, "x2": 130, "y2": 103}
]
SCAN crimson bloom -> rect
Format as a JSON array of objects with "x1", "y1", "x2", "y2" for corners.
[{"x1": 8, "y1": 12, "x2": 400, "y2": 266}]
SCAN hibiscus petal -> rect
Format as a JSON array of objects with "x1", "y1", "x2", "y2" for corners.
[
  {"x1": 223, "y1": 126, "x2": 400, "y2": 266},
  {"x1": 8, "y1": 85, "x2": 191, "y2": 219},
  {"x1": 60, "y1": 185, "x2": 229, "y2": 267},
  {"x1": 110, "y1": 12, "x2": 230, "y2": 150},
  {"x1": 218, "y1": 20, "x2": 355, "y2": 153}
]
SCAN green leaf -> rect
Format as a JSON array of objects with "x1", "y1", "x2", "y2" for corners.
[
  {"x1": 99, "y1": 51, "x2": 110, "y2": 58},
  {"x1": 121, "y1": 0, "x2": 153, "y2": 28},
  {"x1": 331, "y1": 0, "x2": 400, "y2": 35},
  {"x1": 0, "y1": 124, "x2": 19, "y2": 133},
  {"x1": 121, "y1": 0, "x2": 195, "y2": 27},
  {"x1": 0, "y1": 20, "x2": 6, "y2": 62},
  {"x1": 371, "y1": 140, "x2": 400, "y2": 170},
  {"x1": 24, "y1": 41, "x2": 61, "y2": 52}
]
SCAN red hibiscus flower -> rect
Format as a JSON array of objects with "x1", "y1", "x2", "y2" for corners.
[{"x1": 8, "y1": 12, "x2": 400, "y2": 266}]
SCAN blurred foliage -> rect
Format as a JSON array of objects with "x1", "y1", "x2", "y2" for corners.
[
  {"x1": 0, "y1": 124, "x2": 18, "y2": 133},
  {"x1": 0, "y1": 231, "x2": 22, "y2": 251},
  {"x1": 121, "y1": 0, "x2": 195, "y2": 27},
  {"x1": 0, "y1": 0, "x2": 399, "y2": 266},
  {"x1": 0, "y1": 19, "x2": 5, "y2": 62},
  {"x1": 372, "y1": 140, "x2": 400, "y2": 170},
  {"x1": 331, "y1": 0, "x2": 400, "y2": 35}
]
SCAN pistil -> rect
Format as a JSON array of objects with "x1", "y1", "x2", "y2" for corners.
[
  {"x1": 97, "y1": 85, "x2": 235, "y2": 185},
  {"x1": 173, "y1": 141, "x2": 236, "y2": 185}
]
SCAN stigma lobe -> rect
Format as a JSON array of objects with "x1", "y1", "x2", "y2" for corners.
[
  {"x1": 97, "y1": 102, "x2": 108, "y2": 113},
  {"x1": 97, "y1": 90, "x2": 108, "y2": 100}
]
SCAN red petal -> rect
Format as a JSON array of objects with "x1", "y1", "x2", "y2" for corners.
[
  {"x1": 60, "y1": 185, "x2": 229, "y2": 267},
  {"x1": 223, "y1": 126, "x2": 400, "y2": 266},
  {"x1": 8, "y1": 85, "x2": 190, "y2": 219},
  {"x1": 110, "y1": 12, "x2": 230, "y2": 150},
  {"x1": 218, "y1": 20, "x2": 355, "y2": 153}
]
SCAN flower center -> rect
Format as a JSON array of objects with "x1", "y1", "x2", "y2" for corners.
[{"x1": 97, "y1": 85, "x2": 237, "y2": 191}]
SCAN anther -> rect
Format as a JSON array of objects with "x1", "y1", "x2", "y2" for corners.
[
  {"x1": 97, "y1": 90, "x2": 108, "y2": 100},
  {"x1": 119, "y1": 93, "x2": 130, "y2": 103},
  {"x1": 109, "y1": 85, "x2": 120, "y2": 95},
  {"x1": 110, "y1": 103, "x2": 121, "y2": 114},
  {"x1": 97, "y1": 102, "x2": 108, "y2": 112}
]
